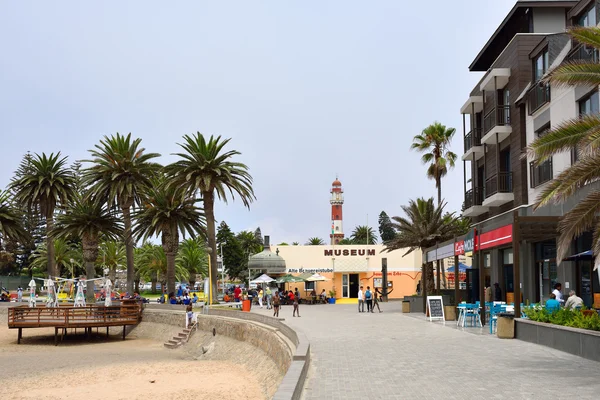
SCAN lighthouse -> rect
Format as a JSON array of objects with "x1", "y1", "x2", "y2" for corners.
[{"x1": 330, "y1": 177, "x2": 345, "y2": 245}]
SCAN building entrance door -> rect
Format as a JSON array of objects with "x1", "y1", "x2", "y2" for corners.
[
  {"x1": 349, "y1": 274, "x2": 359, "y2": 298},
  {"x1": 466, "y1": 269, "x2": 479, "y2": 303}
]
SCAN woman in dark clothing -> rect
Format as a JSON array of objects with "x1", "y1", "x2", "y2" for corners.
[{"x1": 493, "y1": 283, "x2": 502, "y2": 302}]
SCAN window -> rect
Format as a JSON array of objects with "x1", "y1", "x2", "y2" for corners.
[
  {"x1": 578, "y1": 4, "x2": 597, "y2": 27},
  {"x1": 576, "y1": 91, "x2": 600, "y2": 162},
  {"x1": 533, "y1": 48, "x2": 549, "y2": 81},
  {"x1": 531, "y1": 124, "x2": 553, "y2": 187},
  {"x1": 304, "y1": 281, "x2": 315, "y2": 292}
]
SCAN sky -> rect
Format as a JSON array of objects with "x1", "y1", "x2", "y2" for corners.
[{"x1": 0, "y1": 0, "x2": 517, "y2": 245}]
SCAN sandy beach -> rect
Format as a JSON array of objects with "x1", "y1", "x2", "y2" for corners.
[{"x1": 0, "y1": 313, "x2": 282, "y2": 400}]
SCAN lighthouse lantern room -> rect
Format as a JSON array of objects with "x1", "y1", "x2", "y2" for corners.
[{"x1": 330, "y1": 177, "x2": 345, "y2": 245}]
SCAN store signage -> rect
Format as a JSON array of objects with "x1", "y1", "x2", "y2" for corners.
[
  {"x1": 324, "y1": 249, "x2": 376, "y2": 257},
  {"x1": 479, "y1": 224, "x2": 512, "y2": 250},
  {"x1": 464, "y1": 229, "x2": 476, "y2": 255},
  {"x1": 454, "y1": 240, "x2": 465, "y2": 255}
]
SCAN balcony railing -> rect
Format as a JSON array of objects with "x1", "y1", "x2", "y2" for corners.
[
  {"x1": 485, "y1": 172, "x2": 513, "y2": 198},
  {"x1": 464, "y1": 128, "x2": 482, "y2": 152},
  {"x1": 483, "y1": 105, "x2": 511, "y2": 134},
  {"x1": 528, "y1": 83, "x2": 550, "y2": 115},
  {"x1": 568, "y1": 43, "x2": 600, "y2": 63},
  {"x1": 464, "y1": 187, "x2": 485, "y2": 209},
  {"x1": 530, "y1": 159, "x2": 553, "y2": 188}
]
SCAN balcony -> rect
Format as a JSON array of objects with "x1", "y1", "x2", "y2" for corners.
[
  {"x1": 483, "y1": 172, "x2": 514, "y2": 207},
  {"x1": 462, "y1": 187, "x2": 488, "y2": 217},
  {"x1": 527, "y1": 83, "x2": 551, "y2": 115},
  {"x1": 481, "y1": 105, "x2": 512, "y2": 145},
  {"x1": 530, "y1": 159, "x2": 553, "y2": 188},
  {"x1": 568, "y1": 43, "x2": 600, "y2": 63},
  {"x1": 460, "y1": 96, "x2": 484, "y2": 114},
  {"x1": 480, "y1": 68, "x2": 511, "y2": 92},
  {"x1": 462, "y1": 128, "x2": 484, "y2": 161}
]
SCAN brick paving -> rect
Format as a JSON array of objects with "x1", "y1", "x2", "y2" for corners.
[{"x1": 252, "y1": 301, "x2": 600, "y2": 400}]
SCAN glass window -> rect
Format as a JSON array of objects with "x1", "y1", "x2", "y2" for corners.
[
  {"x1": 579, "y1": 91, "x2": 600, "y2": 116},
  {"x1": 304, "y1": 281, "x2": 315, "y2": 292},
  {"x1": 578, "y1": 5, "x2": 597, "y2": 27},
  {"x1": 533, "y1": 49, "x2": 549, "y2": 81}
]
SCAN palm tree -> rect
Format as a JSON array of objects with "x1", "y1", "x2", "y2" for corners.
[
  {"x1": 0, "y1": 191, "x2": 28, "y2": 246},
  {"x1": 10, "y1": 152, "x2": 76, "y2": 277},
  {"x1": 292, "y1": 242, "x2": 299, "y2": 246},
  {"x1": 384, "y1": 198, "x2": 460, "y2": 294},
  {"x1": 525, "y1": 26, "x2": 600, "y2": 264},
  {"x1": 177, "y1": 238, "x2": 208, "y2": 289},
  {"x1": 165, "y1": 133, "x2": 255, "y2": 298},
  {"x1": 52, "y1": 195, "x2": 123, "y2": 302},
  {"x1": 306, "y1": 237, "x2": 325, "y2": 245},
  {"x1": 410, "y1": 122, "x2": 457, "y2": 205},
  {"x1": 350, "y1": 225, "x2": 378, "y2": 244},
  {"x1": 29, "y1": 238, "x2": 82, "y2": 278},
  {"x1": 82, "y1": 133, "x2": 161, "y2": 295},
  {"x1": 337, "y1": 238, "x2": 355, "y2": 245},
  {"x1": 133, "y1": 177, "x2": 205, "y2": 296},
  {"x1": 98, "y1": 241, "x2": 126, "y2": 283},
  {"x1": 237, "y1": 230, "x2": 262, "y2": 256},
  {"x1": 136, "y1": 243, "x2": 189, "y2": 292}
]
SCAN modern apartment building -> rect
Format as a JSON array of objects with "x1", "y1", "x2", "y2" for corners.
[{"x1": 424, "y1": 0, "x2": 600, "y2": 314}]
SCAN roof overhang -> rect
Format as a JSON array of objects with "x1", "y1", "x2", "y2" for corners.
[{"x1": 460, "y1": 96, "x2": 484, "y2": 114}]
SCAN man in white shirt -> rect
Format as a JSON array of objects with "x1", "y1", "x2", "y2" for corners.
[
  {"x1": 358, "y1": 286, "x2": 365, "y2": 313},
  {"x1": 564, "y1": 290, "x2": 584, "y2": 310},
  {"x1": 552, "y1": 283, "x2": 564, "y2": 304}
]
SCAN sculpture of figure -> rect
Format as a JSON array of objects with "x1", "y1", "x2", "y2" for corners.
[
  {"x1": 74, "y1": 279, "x2": 86, "y2": 307},
  {"x1": 28, "y1": 279, "x2": 36, "y2": 308},
  {"x1": 46, "y1": 278, "x2": 58, "y2": 308},
  {"x1": 104, "y1": 278, "x2": 113, "y2": 307}
]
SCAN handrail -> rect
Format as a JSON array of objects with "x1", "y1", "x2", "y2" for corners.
[{"x1": 7, "y1": 304, "x2": 141, "y2": 328}]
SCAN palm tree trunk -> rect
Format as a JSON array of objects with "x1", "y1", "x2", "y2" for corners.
[
  {"x1": 122, "y1": 205, "x2": 135, "y2": 295},
  {"x1": 151, "y1": 278, "x2": 157, "y2": 294},
  {"x1": 82, "y1": 235, "x2": 99, "y2": 304},
  {"x1": 85, "y1": 260, "x2": 96, "y2": 303},
  {"x1": 109, "y1": 266, "x2": 116, "y2": 283},
  {"x1": 436, "y1": 176, "x2": 442, "y2": 206},
  {"x1": 203, "y1": 191, "x2": 218, "y2": 304},
  {"x1": 162, "y1": 224, "x2": 179, "y2": 296},
  {"x1": 426, "y1": 262, "x2": 435, "y2": 294},
  {"x1": 46, "y1": 210, "x2": 56, "y2": 277}
]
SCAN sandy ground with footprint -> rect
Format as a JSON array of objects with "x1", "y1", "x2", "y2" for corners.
[{"x1": 0, "y1": 312, "x2": 283, "y2": 400}]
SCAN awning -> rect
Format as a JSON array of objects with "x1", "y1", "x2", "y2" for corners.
[{"x1": 563, "y1": 250, "x2": 593, "y2": 261}]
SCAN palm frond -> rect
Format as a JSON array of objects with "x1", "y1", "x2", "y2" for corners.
[
  {"x1": 547, "y1": 61, "x2": 600, "y2": 87},
  {"x1": 556, "y1": 191, "x2": 600, "y2": 263}
]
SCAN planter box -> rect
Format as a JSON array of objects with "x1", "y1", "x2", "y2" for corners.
[
  {"x1": 515, "y1": 319, "x2": 600, "y2": 362},
  {"x1": 444, "y1": 305, "x2": 456, "y2": 321},
  {"x1": 403, "y1": 295, "x2": 452, "y2": 314},
  {"x1": 328, "y1": 298, "x2": 336, "y2": 304}
]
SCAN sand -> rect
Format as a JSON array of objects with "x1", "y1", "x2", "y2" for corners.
[{"x1": 0, "y1": 313, "x2": 283, "y2": 400}]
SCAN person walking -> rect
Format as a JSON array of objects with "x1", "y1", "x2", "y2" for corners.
[
  {"x1": 266, "y1": 286, "x2": 272, "y2": 309},
  {"x1": 365, "y1": 286, "x2": 373, "y2": 313},
  {"x1": 294, "y1": 287, "x2": 301, "y2": 304},
  {"x1": 373, "y1": 289, "x2": 382, "y2": 313},
  {"x1": 358, "y1": 286, "x2": 365, "y2": 313},
  {"x1": 273, "y1": 291, "x2": 280, "y2": 317},
  {"x1": 292, "y1": 290, "x2": 300, "y2": 317},
  {"x1": 258, "y1": 286, "x2": 264, "y2": 308}
]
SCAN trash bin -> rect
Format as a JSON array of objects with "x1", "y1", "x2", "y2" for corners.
[
  {"x1": 497, "y1": 312, "x2": 515, "y2": 339},
  {"x1": 242, "y1": 299, "x2": 252, "y2": 312},
  {"x1": 402, "y1": 300, "x2": 410, "y2": 313}
]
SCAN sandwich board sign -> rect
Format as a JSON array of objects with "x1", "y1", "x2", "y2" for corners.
[{"x1": 426, "y1": 295, "x2": 445, "y2": 322}]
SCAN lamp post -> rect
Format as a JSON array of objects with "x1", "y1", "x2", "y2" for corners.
[{"x1": 206, "y1": 247, "x2": 213, "y2": 306}]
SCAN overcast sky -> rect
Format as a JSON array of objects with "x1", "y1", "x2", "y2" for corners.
[{"x1": 0, "y1": 0, "x2": 517, "y2": 244}]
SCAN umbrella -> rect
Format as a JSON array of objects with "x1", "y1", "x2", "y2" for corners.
[
  {"x1": 306, "y1": 273, "x2": 328, "y2": 282},
  {"x1": 250, "y1": 274, "x2": 275, "y2": 284},
  {"x1": 563, "y1": 250, "x2": 593, "y2": 261},
  {"x1": 447, "y1": 263, "x2": 468, "y2": 273},
  {"x1": 276, "y1": 274, "x2": 306, "y2": 284}
]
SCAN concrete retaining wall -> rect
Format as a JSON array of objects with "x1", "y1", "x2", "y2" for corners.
[{"x1": 515, "y1": 319, "x2": 600, "y2": 362}]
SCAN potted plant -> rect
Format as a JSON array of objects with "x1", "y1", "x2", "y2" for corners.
[{"x1": 328, "y1": 290, "x2": 336, "y2": 304}]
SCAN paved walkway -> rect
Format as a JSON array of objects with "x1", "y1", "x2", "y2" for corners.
[{"x1": 252, "y1": 301, "x2": 600, "y2": 400}]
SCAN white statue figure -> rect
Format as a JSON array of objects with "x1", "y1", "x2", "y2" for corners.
[
  {"x1": 28, "y1": 279, "x2": 36, "y2": 308},
  {"x1": 74, "y1": 279, "x2": 86, "y2": 307},
  {"x1": 46, "y1": 278, "x2": 58, "y2": 308},
  {"x1": 104, "y1": 278, "x2": 112, "y2": 307}
]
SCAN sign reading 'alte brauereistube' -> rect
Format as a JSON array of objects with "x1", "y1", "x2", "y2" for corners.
[{"x1": 324, "y1": 249, "x2": 376, "y2": 257}]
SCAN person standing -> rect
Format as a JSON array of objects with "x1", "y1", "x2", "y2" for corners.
[
  {"x1": 234, "y1": 285, "x2": 242, "y2": 302},
  {"x1": 493, "y1": 283, "x2": 502, "y2": 302},
  {"x1": 258, "y1": 286, "x2": 264, "y2": 308},
  {"x1": 273, "y1": 292, "x2": 280, "y2": 317},
  {"x1": 266, "y1": 286, "x2": 272, "y2": 309},
  {"x1": 552, "y1": 283, "x2": 565, "y2": 304},
  {"x1": 365, "y1": 286, "x2": 373, "y2": 313},
  {"x1": 294, "y1": 287, "x2": 301, "y2": 304},
  {"x1": 17, "y1": 286, "x2": 23, "y2": 303},
  {"x1": 373, "y1": 289, "x2": 382, "y2": 313},
  {"x1": 358, "y1": 286, "x2": 365, "y2": 313},
  {"x1": 292, "y1": 291, "x2": 300, "y2": 317}
]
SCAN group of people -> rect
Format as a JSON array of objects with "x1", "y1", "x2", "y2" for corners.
[
  {"x1": 545, "y1": 282, "x2": 584, "y2": 311},
  {"x1": 162, "y1": 291, "x2": 198, "y2": 305},
  {"x1": 357, "y1": 285, "x2": 382, "y2": 313}
]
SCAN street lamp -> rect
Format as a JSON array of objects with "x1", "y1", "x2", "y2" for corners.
[{"x1": 205, "y1": 246, "x2": 213, "y2": 306}]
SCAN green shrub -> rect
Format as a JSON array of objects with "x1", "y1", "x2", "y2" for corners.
[{"x1": 523, "y1": 306, "x2": 600, "y2": 331}]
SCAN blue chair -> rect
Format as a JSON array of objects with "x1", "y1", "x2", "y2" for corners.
[{"x1": 489, "y1": 304, "x2": 504, "y2": 334}]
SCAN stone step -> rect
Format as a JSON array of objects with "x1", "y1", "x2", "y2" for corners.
[
  {"x1": 164, "y1": 342, "x2": 178, "y2": 349},
  {"x1": 168, "y1": 338, "x2": 181, "y2": 344},
  {"x1": 178, "y1": 332, "x2": 187, "y2": 338},
  {"x1": 183, "y1": 329, "x2": 191, "y2": 333}
]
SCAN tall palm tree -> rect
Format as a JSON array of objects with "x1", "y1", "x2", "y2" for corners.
[
  {"x1": 165, "y1": 133, "x2": 255, "y2": 298},
  {"x1": 136, "y1": 243, "x2": 189, "y2": 292},
  {"x1": 410, "y1": 122, "x2": 457, "y2": 205},
  {"x1": 53, "y1": 195, "x2": 123, "y2": 302},
  {"x1": 10, "y1": 152, "x2": 76, "y2": 277},
  {"x1": 29, "y1": 238, "x2": 82, "y2": 278},
  {"x1": 237, "y1": 230, "x2": 262, "y2": 256},
  {"x1": 350, "y1": 225, "x2": 378, "y2": 245},
  {"x1": 306, "y1": 237, "x2": 325, "y2": 245},
  {"x1": 0, "y1": 191, "x2": 28, "y2": 246},
  {"x1": 82, "y1": 133, "x2": 161, "y2": 295},
  {"x1": 384, "y1": 198, "x2": 460, "y2": 294},
  {"x1": 98, "y1": 241, "x2": 126, "y2": 283},
  {"x1": 133, "y1": 177, "x2": 206, "y2": 296},
  {"x1": 526, "y1": 26, "x2": 600, "y2": 265},
  {"x1": 177, "y1": 238, "x2": 208, "y2": 289}
]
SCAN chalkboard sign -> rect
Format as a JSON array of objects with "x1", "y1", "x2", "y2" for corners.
[{"x1": 427, "y1": 296, "x2": 445, "y2": 321}]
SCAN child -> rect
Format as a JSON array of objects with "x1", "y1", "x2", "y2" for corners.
[{"x1": 186, "y1": 303, "x2": 194, "y2": 327}]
